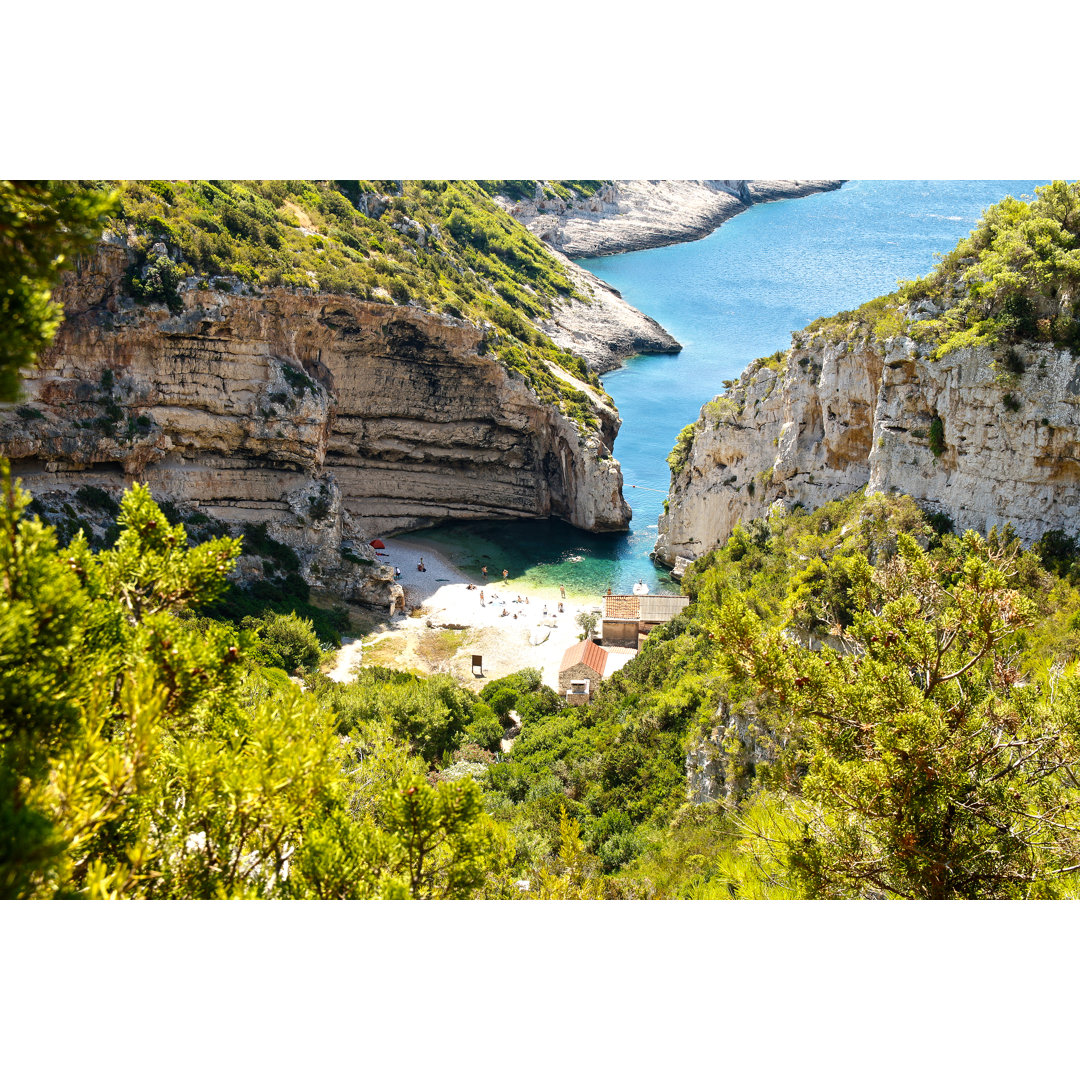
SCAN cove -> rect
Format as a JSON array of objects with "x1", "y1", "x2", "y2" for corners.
[{"x1": 401, "y1": 180, "x2": 1047, "y2": 597}]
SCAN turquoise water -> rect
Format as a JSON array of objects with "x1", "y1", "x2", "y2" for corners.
[{"x1": 403, "y1": 180, "x2": 1048, "y2": 597}]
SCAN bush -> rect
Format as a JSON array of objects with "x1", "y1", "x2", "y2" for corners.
[
  {"x1": 126, "y1": 252, "x2": 184, "y2": 314},
  {"x1": 462, "y1": 704, "x2": 505, "y2": 752},
  {"x1": 250, "y1": 611, "x2": 323, "y2": 674},
  {"x1": 575, "y1": 610, "x2": 599, "y2": 640},
  {"x1": 75, "y1": 485, "x2": 120, "y2": 515},
  {"x1": 667, "y1": 424, "x2": 697, "y2": 477},
  {"x1": 928, "y1": 415, "x2": 946, "y2": 457}
]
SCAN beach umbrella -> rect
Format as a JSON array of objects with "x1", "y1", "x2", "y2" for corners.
[{"x1": 371, "y1": 539, "x2": 386, "y2": 549}]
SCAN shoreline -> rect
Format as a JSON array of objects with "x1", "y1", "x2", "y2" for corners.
[
  {"x1": 333, "y1": 534, "x2": 629, "y2": 693},
  {"x1": 505, "y1": 180, "x2": 846, "y2": 260}
]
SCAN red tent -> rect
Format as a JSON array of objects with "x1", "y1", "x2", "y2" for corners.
[{"x1": 371, "y1": 539, "x2": 386, "y2": 549}]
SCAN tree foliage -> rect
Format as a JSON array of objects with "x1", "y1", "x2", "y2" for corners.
[
  {"x1": 713, "y1": 530, "x2": 1080, "y2": 898},
  {"x1": 0, "y1": 465, "x2": 503, "y2": 898},
  {"x1": 0, "y1": 181, "x2": 116, "y2": 399}
]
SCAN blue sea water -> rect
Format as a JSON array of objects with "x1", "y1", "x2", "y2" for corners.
[{"x1": 402, "y1": 180, "x2": 1048, "y2": 598}]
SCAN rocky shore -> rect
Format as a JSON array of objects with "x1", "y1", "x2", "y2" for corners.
[
  {"x1": 540, "y1": 251, "x2": 681, "y2": 374},
  {"x1": 498, "y1": 180, "x2": 845, "y2": 259}
]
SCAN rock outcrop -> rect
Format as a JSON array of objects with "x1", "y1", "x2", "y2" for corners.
[
  {"x1": 686, "y1": 702, "x2": 777, "y2": 809},
  {"x1": 540, "y1": 252, "x2": 681, "y2": 373},
  {"x1": 655, "y1": 327, "x2": 1080, "y2": 566},
  {"x1": 1, "y1": 240, "x2": 631, "y2": 608},
  {"x1": 498, "y1": 181, "x2": 845, "y2": 259}
]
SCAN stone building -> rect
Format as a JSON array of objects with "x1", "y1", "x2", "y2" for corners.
[{"x1": 558, "y1": 640, "x2": 610, "y2": 704}]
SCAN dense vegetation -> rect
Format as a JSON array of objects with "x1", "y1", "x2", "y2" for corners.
[
  {"x1": 0, "y1": 181, "x2": 115, "y2": 399},
  {"x1": 12, "y1": 471, "x2": 1080, "y2": 898},
  {"x1": 82, "y1": 179, "x2": 609, "y2": 431},
  {"x1": 477, "y1": 181, "x2": 609, "y2": 204},
  {"x1": 11, "y1": 181, "x2": 1080, "y2": 899},
  {"x1": 802, "y1": 180, "x2": 1080, "y2": 359},
  {"x1": 479, "y1": 492, "x2": 1080, "y2": 897},
  {"x1": 0, "y1": 470, "x2": 543, "y2": 898}
]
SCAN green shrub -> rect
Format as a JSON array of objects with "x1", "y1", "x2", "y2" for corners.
[
  {"x1": 929, "y1": 415, "x2": 946, "y2": 457},
  {"x1": 667, "y1": 424, "x2": 697, "y2": 477},
  {"x1": 462, "y1": 704, "x2": 505, "y2": 752},
  {"x1": 75, "y1": 485, "x2": 120, "y2": 515},
  {"x1": 125, "y1": 251, "x2": 184, "y2": 314},
  {"x1": 249, "y1": 611, "x2": 323, "y2": 674}
]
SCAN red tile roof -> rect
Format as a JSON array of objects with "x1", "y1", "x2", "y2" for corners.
[
  {"x1": 559, "y1": 639, "x2": 608, "y2": 676},
  {"x1": 603, "y1": 595, "x2": 640, "y2": 620}
]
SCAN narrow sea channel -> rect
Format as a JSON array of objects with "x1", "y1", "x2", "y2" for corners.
[{"x1": 401, "y1": 180, "x2": 1047, "y2": 597}]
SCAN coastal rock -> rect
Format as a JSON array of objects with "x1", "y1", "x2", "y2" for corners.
[
  {"x1": 655, "y1": 327, "x2": 1080, "y2": 566},
  {"x1": 1, "y1": 239, "x2": 631, "y2": 609},
  {"x1": 497, "y1": 181, "x2": 844, "y2": 259},
  {"x1": 539, "y1": 251, "x2": 681, "y2": 373}
]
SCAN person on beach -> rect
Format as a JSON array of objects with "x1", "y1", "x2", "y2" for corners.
[
  {"x1": 516, "y1": 595, "x2": 523, "y2": 604},
  {"x1": 558, "y1": 601, "x2": 564, "y2": 613},
  {"x1": 394, "y1": 566, "x2": 401, "y2": 578},
  {"x1": 502, "y1": 569, "x2": 509, "y2": 581},
  {"x1": 418, "y1": 558, "x2": 426, "y2": 572},
  {"x1": 500, "y1": 607, "x2": 508, "y2": 617},
  {"x1": 482, "y1": 566, "x2": 488, "y2": 578},
  {"x1": 559, "y1": 584, "x2": 566, "y2": 599},
  {"x1": 524, "y1": 596, "x2": 529, "y2": 605},
  {"x1": 480, "y1": 590, "x2": 485, "y2": 606}
]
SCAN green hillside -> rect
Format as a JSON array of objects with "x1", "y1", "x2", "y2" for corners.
[{"x1": 803, "y1": 180, "x2": 1080, "y2": 359}]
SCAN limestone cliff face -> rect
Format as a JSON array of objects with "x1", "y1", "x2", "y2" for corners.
[
  {"x1": 656, "y1": 328, "x2": 1080, "y2": 567},
  {"x1": 1, "y1": 240, "x2": 630, "y2": 606},
  {"x1": 499, "y1": 180, "x2": 845, "y2": 259}
]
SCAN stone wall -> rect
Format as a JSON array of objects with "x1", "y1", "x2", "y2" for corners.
[{"x1": 558, "y1": 662, "x2": 600, "y2": 699}]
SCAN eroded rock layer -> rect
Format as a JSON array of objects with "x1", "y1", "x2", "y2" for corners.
[
  {"x1": 1, "y1": 241, "x2": 631, "y2": 607},
  {"x1": 655, "y1": 331, "x2": 1080, "y2": 567}
]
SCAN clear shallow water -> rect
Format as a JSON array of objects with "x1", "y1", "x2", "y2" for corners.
[{"x1": 403, "y1": 180, "x2": 1048, "y2": 596}]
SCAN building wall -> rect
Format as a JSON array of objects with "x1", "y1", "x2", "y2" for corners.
[
  {"x1": 602, "y1": 619, "x2": 638, "y2": 649},
  {"x1": 559, "y1": 662, "x2": 601, "y2": 698}
]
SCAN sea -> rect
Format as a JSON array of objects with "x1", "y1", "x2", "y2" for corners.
[{"x1": 399, "y1": 180, "x2": 1048, "y2": 599}]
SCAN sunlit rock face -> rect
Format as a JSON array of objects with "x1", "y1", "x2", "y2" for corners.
[{"x1": 2, "y1": 240, "x2": 631, "y2": 607}]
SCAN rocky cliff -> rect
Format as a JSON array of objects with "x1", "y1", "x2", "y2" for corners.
[
  {"x1": 540, "y1": 252, "x2": 681, "y2": 373},
  {"x1": 498, "y1": 180, "x2": 845, "y2": 258},
  {"x1": 655, "y1": 327, "x2": 1080, "y2": 568},
  {"x1": 1, "y1": 239, "x2": 631, "y2": 607}
]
